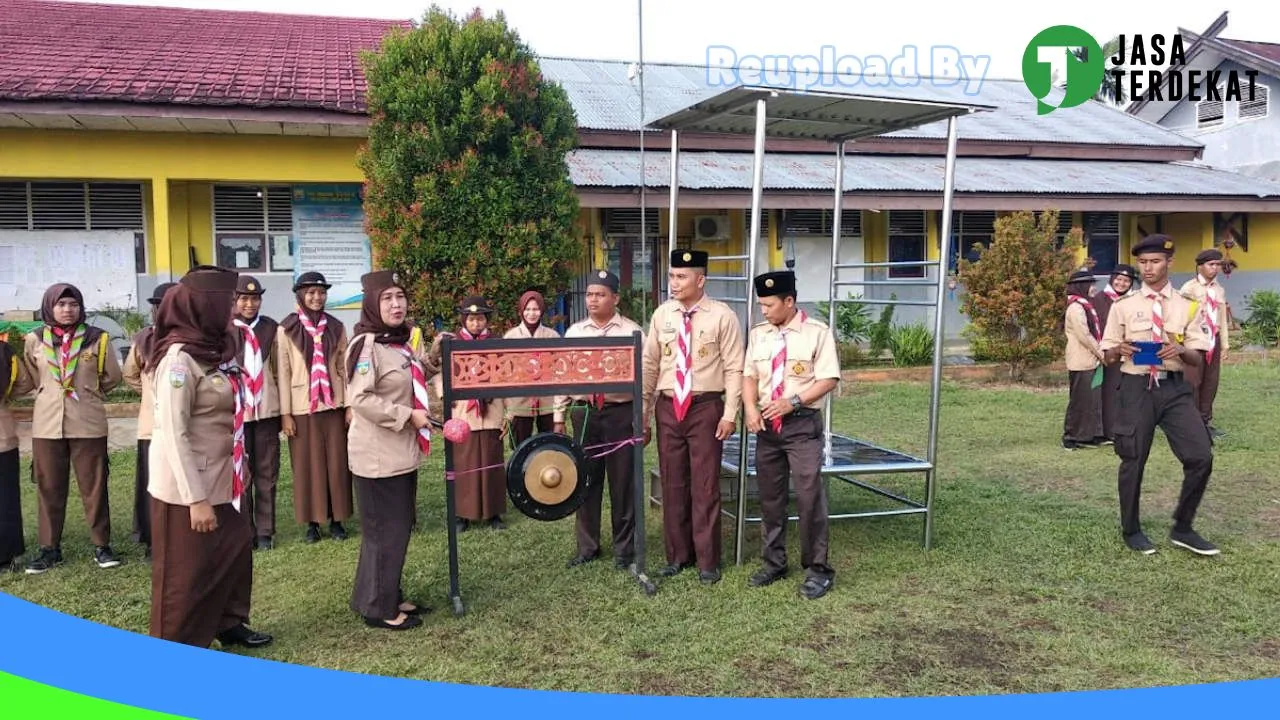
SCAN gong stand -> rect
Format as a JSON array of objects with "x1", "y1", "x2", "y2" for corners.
[{"x1": 439, "y1": 332, "x2": 652, "y2": 616}]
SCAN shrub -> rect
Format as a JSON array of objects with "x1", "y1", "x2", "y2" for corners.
[
  {"x1": 889, "y1": 323, "x2": 935, "y2": 367},
  {"x1": 814, "y1": 293, "x2": 874, "y2": 346},
  {"x1": 869, "y1": 294, "x2": 896, "y2": 358},
  {"x1": 1242, "y1": 289, "x2": 1280, "y2": 346}
]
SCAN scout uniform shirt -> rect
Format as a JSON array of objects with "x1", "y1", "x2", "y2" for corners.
[
  {"x1": 122, "y1": 336, "x2": 156, "y2": 441},
  {"x1": 641, "y1": 296, "x2": 745, "y2": 426},
  {"x1": 234, "y1": 317, "x2": 282, "y2": 423},
  {"x1": 1100, "y1": 282, "x2": 1212, "y2": 376},
  {"x1": 347, "y1": 335, "x2": 429, "y2": 479},
  {"x1": 1064, "y1": 303, "x2": 1104, "y2": 372},
  {"x1": 743, "y1": 311, "x2": 841, "y2": 412},
  {"x1": 429, "y1": 373, "x2": 506, "y2": 432},
  {"x1": 275, "y1": 324, "x2": 348, "y2": 417},
  {"x1": 147, "y1": 344, "x2": 236, "y2": 507},
  {"x1": 19, "y1": 329, "x2": 123, "y2": 439},
  {"x1": 1179, "y1": 275, "x2": 1230, "y2": 353},
  {"x1": 503, "y1": 323, "x2": 561, "y2": 420},
  {"x1": 553, "y1": 313, "x2": 645, "y2": 423},
  {"x1": 1, "y1": 352, "x2": 29, "y2": 455}
]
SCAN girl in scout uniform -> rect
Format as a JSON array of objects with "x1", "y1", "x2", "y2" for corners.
[
  {"x1": 147, "y1": 266, "x2": 271, "y2": 650},
  {"x1": 502, "y1": 290, "x2": 561, "y2": 448},
  {"x1": 429, "y1": 296, "x2": 507, "y2": 532},
  {"x1": 17, "y1": 283, "x2": 124, "y2": 574},
  {"x1": 346, "y1": 270, "x2": 432, "y2": 631},
  {"x1": 1, "y1": 336, "x2": 29, "y2": 571},
  {"x1": 1062, "y1": 270, "x2": 1105, "y2": 450},
  {"x1": 231, "y1": 275, "x2": 283, "y2": 551},
  {"x1": 277, "y1": 271, "x2": 353, "y2": 545},
  {"x1": 122, "y1": 281, "x2": 177, "y2": 559}
]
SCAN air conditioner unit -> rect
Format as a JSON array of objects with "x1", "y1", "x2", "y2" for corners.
[{"x1": 694, "y1": 215, "x2": 729, "y2": 241}]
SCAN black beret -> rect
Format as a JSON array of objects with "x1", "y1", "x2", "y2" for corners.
[
  {"x1": 1195, "y1": 248, "x2": 1224, "y2": 265},
  {"x1": 754, "y1": 271, "x2": 796, "y2": 297},
  {"x1": 1131, "y1": 234, "x2": 1175, "y2": 257},
  {"x1": 292, "y1": 271, "x2": 332, "y2": 292},
  {"x1": 1067, "y1": 269, "x2": 1095, "y2": 285},
  {"x1": 670, "y1": 249, "x2": 709, "y2": 269},
  {"x1": 148, "y1": 282, "x2": 177, "y2": 305},
  {"x1": 586, "y1": 269, "x2": 620, "y2": 293},
  {"x1": 457, "y1": 295, "x2": 493, "y2": 315},
  {"x1": 1110, "y1": 264, "x2": 1139, "y2": 282}
]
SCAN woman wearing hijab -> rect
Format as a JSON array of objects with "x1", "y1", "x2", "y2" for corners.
[
  {"x1": 1062, "y1": 269, "x2": 1105, "y2": 450},
  {"x1": 1, "y1": 337, "x2": 31, "y2": 571},
  {"x1": 231, "y1": 275, "x2": 283, "y2": 551},
  {"x1": 1093, "y1": 264, "x2": 1138, "y2": 444},
  {"x1": 277, "y1": 271, "x2": 352, "y2": 544},
  {"x1": 121, "y1": 282, "x2": 177, "y2": 559},
  {"x1": 17, "y1": 283, "x2": 124, "y2": 574},
  {"x1": 429, "y1": 296, "x2": 507, "y2": 532},
  {"x1": 147, "y1": 265, "x2": 271, "y2": 650},
  {"x1": 346, "y1": 270, "x2": 433, "y2": 631},
  {"x1": 502, "y1": 290, "x2": 561, "y2": 447}
]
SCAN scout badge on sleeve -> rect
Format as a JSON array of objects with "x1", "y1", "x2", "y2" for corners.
[{"x1": 169, "y1": 363, "x2": 187, "y2": 388}]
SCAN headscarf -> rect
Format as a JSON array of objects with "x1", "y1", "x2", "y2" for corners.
[
  {"x1": 347, "y1": 271, "x2": 413, "y2": 380},
  {"x1": 280, "y1": 289, "x2": 343, "y2": 361},
  {"x1": 40, "y1": 283, "x2": 105, "y2": 347},
  {"x1": 517, "y1": 290, "x2": 547, "y2": 335},
  {"x1": 38, "y1": 283, "x2": 104, "y2": 398},
  {"x1": 148, "y1": 267, "x2": 240, "y2": 370}
]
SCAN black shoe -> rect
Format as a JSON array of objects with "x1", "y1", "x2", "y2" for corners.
[
  {"x1": 364, "y1": 614, "x2": 423, "y2": 631},
  {"x1": 25, "y1": 546, "x2": 63, "y2": 574},
  {"x1": 255, "y1": 536, "x2": 274, "y2": 551},
  {"x1": 614, "y1": 556, "x2": 633, "y2": 570},
  {"x1": 455, "y1": 518, "x2": 470, "y2": 533},
  {"x1": 1124, "y1": 531, "x2": 1157, "y2": 555},
  {"x1": 1095, "y1": 437, "x2": 1115, "y2": 447},
  {"x1": 1207, "y1": 426, "x2": 1226, "y2": 439},
  {"x1": 800, "y1": 575, "x2": 834, "y2": 600},
  {"x1": 748, "y1": 567, "x2": 789, "y2": 588},
  {"x1": 399, "y1": 602, "x2": 431, "y2": 616},
  {"x1": 1170, "y1": 529, "x2": 1220, "y2": 556},
  {"x1": 656, "y1": 562, "x2": 693, "y2": 578},
  {"x1": 699, "y1": 568, "x2": 721, "y2": 585},
  {"x1": 216, "y1": 624, "x2": 274, "y2": 649},
  {"x1": 94, "y1": 545, "x2": 122, "y2": 569},
  {"x1": 567, "y1": 552, "x2": 599, "y2": 568},
  {"x1": 329, "y1": 522, "x2": 348, "y2": 541},
  {"x1": 304, "y1": 524, "x2": 321, "y2": 544},
  {"x1": 489, "y1": 516, "x2": 506, "y2": 531}
]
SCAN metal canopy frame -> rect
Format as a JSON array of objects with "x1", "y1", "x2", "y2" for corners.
[{"x1": 648, "y1": 85, "x2": 992, "y2": 564}]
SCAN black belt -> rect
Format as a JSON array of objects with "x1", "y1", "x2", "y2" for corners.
[
  {"x1": 570, "y1": 400, "x2": 632, "y2": 409},
  {"x1": 790, "y1": 408, "x2": 819, "y2": 419},
  {"x1": 1124, "y1": 370, "x2": 1182, "y2": 381}
]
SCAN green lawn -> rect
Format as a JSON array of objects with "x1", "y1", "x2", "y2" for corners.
[{"x1": 4, "y1": 361, "x2": 1279, "y2": 697}]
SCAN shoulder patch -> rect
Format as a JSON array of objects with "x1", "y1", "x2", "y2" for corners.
[{"x1": 168, "y1": 363, "x2": 187, "y2": 388}]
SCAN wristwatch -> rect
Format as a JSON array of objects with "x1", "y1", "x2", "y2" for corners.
[{"x1": 789, "y1": 394, "x2": 802, "y2": 409}]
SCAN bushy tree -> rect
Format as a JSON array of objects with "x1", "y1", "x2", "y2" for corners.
[
  {"x1": 956, "y1": 210, "x2": 1084, "y2": 381},
  {"x1": 358, "y1": 5, "x2": 581, "y2": 331}
]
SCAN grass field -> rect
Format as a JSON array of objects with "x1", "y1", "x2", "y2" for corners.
[{"x1": 3, "y1": 361, "x2": 1279, "y2": 698}]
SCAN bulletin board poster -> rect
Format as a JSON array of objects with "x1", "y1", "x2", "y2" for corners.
[{"x1": 291, "y1": 184, "x2": 371, "y2": 310}]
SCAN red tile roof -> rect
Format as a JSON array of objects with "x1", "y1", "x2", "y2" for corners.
[
  {"x1": 1219, "y1": 38, "x2": 1280, "y2": 66},
  {"x1": 0, "y1": 0, "x2": 411, "y2": 114}
]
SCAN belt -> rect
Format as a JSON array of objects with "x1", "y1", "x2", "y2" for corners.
[
  {"x1": 570, "y1": 400, "x2": 631, "y2": 409},
  {"x1": 660, "y1": 391, "x2": 724, "y2": 403},
  {"x1": 1125, "y1": 370, "x2": 1182, "y2": 381},
  {"x1": 790, "y1": 407, "x2": 819, "y2": 418}
]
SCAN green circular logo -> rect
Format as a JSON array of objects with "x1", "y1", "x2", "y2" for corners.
[{"x1": 1022, "y1": 25, "x2": 1105, "y2": 115}]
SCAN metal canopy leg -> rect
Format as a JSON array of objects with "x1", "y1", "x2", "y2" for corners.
[
  {"x1": 668, "y1": 128, "x2": 679, "y2": 288},
  {"x1": 734, "y1": 96, "x2": 769, "y2": 567},
  {"x1": 924, "y1": 114, "x2": 961, "y2": 550},
  {"x1": 824, "y1": 140, "x2": 846, "y2": 467}
]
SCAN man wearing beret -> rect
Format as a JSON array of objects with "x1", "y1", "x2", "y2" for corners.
[
  {"x1": 741, "y1": 270, "x2": 841, "y2": 599},
  {"x1": 554, "y1": 270, "x2": 645, "y2": 570},
  {"x1": 642, "y1": 249, "x2": 745, "y2": 584},
  {"x1": 1179, "y1": 249, "x2": 1230, "y2": 439},
  {"x1": 1099, "y1": 234, "x2": 1218, "y2": 556}
]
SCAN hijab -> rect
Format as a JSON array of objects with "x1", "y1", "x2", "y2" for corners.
[
  {"x1": 40, "y1": 283, "x2": 104, "y2": 347},
  {"x1": 347, "y1": 271, "x2": 414, "y2": 380},
  {"x1": 280, "y1": 289, "x2": 343, "y2": 361},
  {"x1": 148, "y1": 267, "x2": 239, "y2": 369},
  {"x1": 517, "y1": 290, "x2": 547, "y2": 335}
]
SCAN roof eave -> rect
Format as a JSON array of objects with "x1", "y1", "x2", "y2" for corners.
[{"x1": 0, "y1": 99, "x2": 370, "y2": 136}]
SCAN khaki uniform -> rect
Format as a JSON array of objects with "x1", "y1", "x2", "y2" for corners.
[
  {"x1": 122, "y1": 334, "x2": 156, "y2": 548},
  {"x1": 744, "y1": 311, "x2": 840, "y2": 580},
  {"x1": 275, "y1": 325, "x2": 348, "y2": 415},
  {"x1": 1100, "y1": 283, "x2": 1213, "y2": 538},
  {"x1": 503, "y1": 324, "x2": 561, "y2": 446},
  {"x1": 1179, "y1": 276, "x2": 1228, "y2": 426},
  {"x1": 553, "y1": 313, "x2": 645, "y2": 561},
  {"x1": 431, "y1": 366, "x2": 507, "y2": 522},
  {"x1": 641, "y1": 296, "x2": 745, "y2": 573},
  {"x1": 147, "y1": 343, "x2": 253, "y2": 647},
  {"x1": 16, "y1": 329, "x2": 122, "y2": 549},
  {"x1": 1062, "y1": 303, "x2": 1104, "y2": 445},
  {"x1": 235, "y1": 317, "x2": 283, "y2": 540}
]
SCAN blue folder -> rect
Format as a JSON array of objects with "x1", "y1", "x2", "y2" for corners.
[{"x1": 1131, "y1": 341, "x2": 1164, "y2": 366}]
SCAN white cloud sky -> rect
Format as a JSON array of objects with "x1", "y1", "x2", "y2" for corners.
[{"x1": 67, "y1": 0, "x2": 1280, "y2": 81}]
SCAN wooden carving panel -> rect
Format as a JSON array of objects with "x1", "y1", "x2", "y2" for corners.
[{"x1": 449, "y1": 345, "x2": 635, "y2": 390}]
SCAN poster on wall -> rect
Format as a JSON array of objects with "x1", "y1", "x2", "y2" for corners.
[
  {"x1": 291, "y1": 184, "x2": 371, "y2": 310},
  {"x1": 0, "y1": 230, "x2": 137, "y2": 313}
]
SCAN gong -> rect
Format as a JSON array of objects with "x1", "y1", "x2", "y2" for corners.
[{"x1": 506, "y1": 432, "x2": 592, "y2": 522}]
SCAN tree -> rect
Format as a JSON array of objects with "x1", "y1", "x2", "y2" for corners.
[
  {"x1": 1064, "y1": 35, "x2": 1128, "y2": 105},
  {"x1": 956, "y1": 210, "x2": 1084, "y2": 381},
  {"x1": 358, "y1": 5, "x2": 581, "y2": 332}
]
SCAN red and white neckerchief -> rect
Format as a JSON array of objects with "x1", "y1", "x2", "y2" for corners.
[
  {"x1": 1145, "y1": 289, "x2": 1165, "y2": 388},
  {"x1": 391, "y1": 344, "x2": 432, "y2": 457},
  {"x1": 768, "y1": 310, "x2": 808, "y2": 433},
  {"x1": 1067, "y1": 295, "x2": 1102, "y2": 343},
  {"x1": 295, "y1": 308, "x2": 334, "y2": 413},
  {"x1": 458, "y1": 327, "x2": 490, "y2": 416},
  {"x1": 220, "y1": 362, "x2": 247, "y2": 512},
  {"x1": 232, "y1": 317, "x2": 264, "y2": 421},
  {"x1": 673, "y1": 306, "x2": 698, "y2": 422},
  {"x1": 1197, "y1": 275, "x2": 1222, "y2": 364},
  {"x1": 1103, "y1": 283, "x2": 1121, "y2": 301}
]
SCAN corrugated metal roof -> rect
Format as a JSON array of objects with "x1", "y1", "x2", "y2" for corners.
[
  {"x1": 565, "y1": 148, "x2": 1280, "y2": 197},
  {"x1": 538, "y1": 57, "x2": 1202, "y2": 148}
]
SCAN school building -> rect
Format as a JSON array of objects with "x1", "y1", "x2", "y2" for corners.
[{"x1": 3, "y1": 0, "x2": 1280, "y2": 337}]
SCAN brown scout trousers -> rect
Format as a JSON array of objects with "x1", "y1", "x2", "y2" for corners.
[
  {"x1": 32, "y1": 437, "x2": 111, "y2": 548},
  {"x1": 242, "y1": 417, "x2": 282, "y2": 538},
  {"x1": 570, "y1": 402, "x2": 636, "y2": 561},
  {"x1": 755, "y1": 411, "x2": 833, "y2": 579},
  {"x1": 656, "y1": 393, "x2": 724, "y2": 572}
]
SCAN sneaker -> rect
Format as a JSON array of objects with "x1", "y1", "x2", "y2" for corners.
[
  {"x1": 1170, "y1": 529, "x2": 1220, "y2": 556},
  {"x1": 304, "y1": 524, "x2": 321, "y2": 544},
  {"x1": 1124, "y1": 531, "x2": 1157, "y2": 555},
  {"x1": 95, "y1": 545, "x2": 123, "y2": 569},
  {"x1": 24, "y1": 547, "x2": 63, "y2": 574},
  {"x1": 748, "y1": 567, "x2": 789, "y2": 588}
]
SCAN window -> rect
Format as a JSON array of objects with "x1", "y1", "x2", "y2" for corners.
[
  {"x1": 1083, "y1": 211, "x2": 1120, "y2": 274},
  {"x1": 603, "y1": 208, "x2": 660, "y2": 293},
  {"x1": 887, "y1": 210, "x2": 926, "y2": 279},
  {"x1": 212, "y1": 184, "x2": 294, "y2": 273},
  {"x1": 1197, "y1": 93, "x2": 1224, "y2": 129},
  {"x1": 0, "y1": 181, "x2": 146, "y2": 272},
  {"x1": 1240, "y1": 83, "x2": 1269, "y2": 121},
  {"x1": 780, "y1": 209, "x2": 860, "y2": 236},
  {"x1": 943, "y1": 210, "x2": 996, "y2": 271}
]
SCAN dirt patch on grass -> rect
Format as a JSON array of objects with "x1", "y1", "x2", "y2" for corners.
[
  {"x1": 732, "y1": 655, "x2": 808, "y2": 697},
  {"x1": 871, "y1": 621, "x2": 1032, "y2": 695},
  {"x1": 1253, "y1": 638, "x2": 1280, "y2": 660}
]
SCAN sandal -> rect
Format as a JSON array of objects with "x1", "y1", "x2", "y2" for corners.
[
  {"x1": 364, "y1": 614, "x2": 423, "y2": 631},
  {"x1": 800, "y1": 576, "x2": 834, "y2": 600},
  {"x1": 399, "y1": 602, "x2": 431, "y2": 616}
]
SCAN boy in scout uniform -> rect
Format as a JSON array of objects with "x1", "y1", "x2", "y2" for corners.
[
  {"x1": 554, "y1": 270, "x2": 644, "y2": 570},
  {"x1": 642, "y1": 249, "x2": 745, "y2": 585},
  {"x1": 741, "y1": 271, "x2": 841, "y2": 600},
  {"x1": 232, "y1": 275, "x2": 284, "y2": 551},
  {"x1": 1179, "y1": 248, "x2": 1229, "y2": 439},
  {"x1": 1100, "y1": 234, "x2": 1217, "y2": 556}
]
